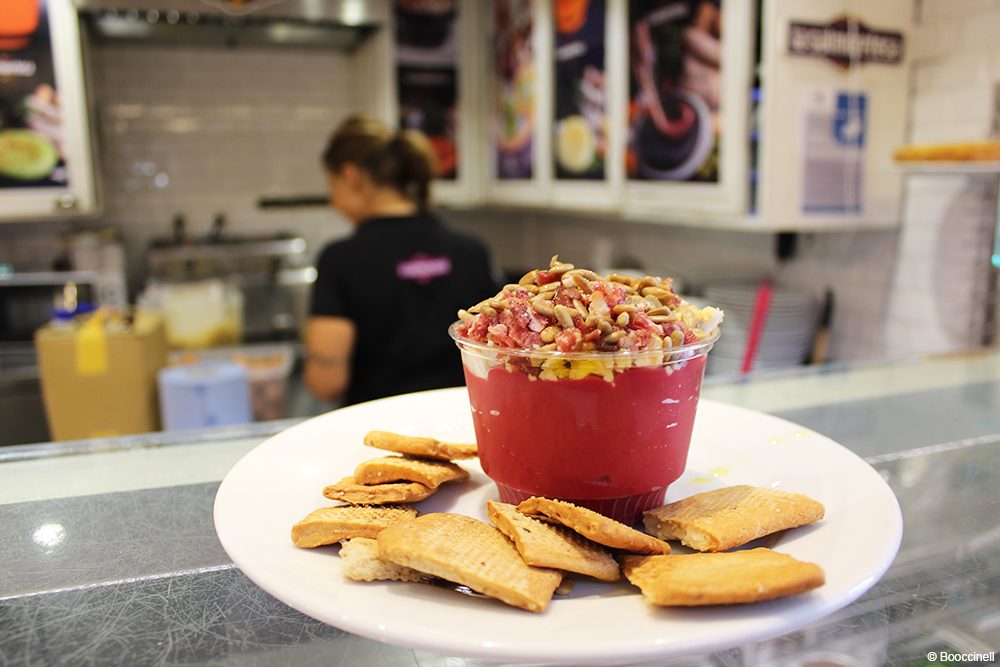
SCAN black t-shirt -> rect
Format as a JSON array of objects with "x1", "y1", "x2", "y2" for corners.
[{"x1": 310, "y1": 211, "x2": 500, "y2": 406}]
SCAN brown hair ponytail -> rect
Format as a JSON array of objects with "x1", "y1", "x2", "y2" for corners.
[{"x1": 322, "y1": 115, "x2": 436, "y2": 209}]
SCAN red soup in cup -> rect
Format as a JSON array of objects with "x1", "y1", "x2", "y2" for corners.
[{"x1": 450, "y1": 258, "x2": 722, "y2": 525}]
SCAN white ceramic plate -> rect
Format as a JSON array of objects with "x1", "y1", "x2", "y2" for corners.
[{"x1": 214, "y1": 388, "x2": 902, "y2": 666}]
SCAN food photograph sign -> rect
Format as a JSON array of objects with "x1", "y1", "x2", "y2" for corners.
[
  {"x1": 0, "y1": 0, "x2": 68, "y2": 190},
  {"x1": 553, "y1": 0, "x2": 607, "y2": 181},
  {"x1": 395, "y1": 0, "x2": 461, "y2": 180},
  {"x1": 627, "y1": 0, "x2": 722, "y2": 183},
  {"x1": 493, "y1": 0, "x2": 535, "y2": 180}
]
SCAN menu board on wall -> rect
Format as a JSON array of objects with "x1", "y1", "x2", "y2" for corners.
[
  {"x1": 554, "y1": 0, "x2": 606, "y2": 180},
  {"x1": 395, "y1": 0, "x2": 459, "y2": 180},
  {"x1": 493, "y1": 0, "x2": 534, "y2": 180},
  {"x1": 0, "y1": 0, "x2": 69, "y2": 190},
  {"x1": 627, "y1": 0, "x2": 722, "y2": 183}
]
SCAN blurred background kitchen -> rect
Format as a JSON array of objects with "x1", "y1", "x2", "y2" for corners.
[{"x1": 1, "y1": 0, "x2": 998, "y2": 445}]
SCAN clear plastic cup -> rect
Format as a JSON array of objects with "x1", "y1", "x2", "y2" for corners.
[{"x1": 450, "y1": 323, "x2": 719, "y2": 525}]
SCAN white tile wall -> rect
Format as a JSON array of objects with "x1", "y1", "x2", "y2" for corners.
[
  {"x1": 881, "y1": 0, "x2": 1000, "y2": 357},
  {"x1": 89, "y1": 43, "x2": 359, "y2": 286}
]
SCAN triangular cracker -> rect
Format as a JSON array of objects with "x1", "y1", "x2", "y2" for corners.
[
  {"x1": 643, "y1": 485, "x2": 825, "y2": 552},
  {"x1": 340, "y1": 537, "x2": 423, "y2": 582},
  {"x1": 291, "y1": 504, "x2": 418, "y2": 548},
  {"x1": 487, "y1": 501, "x2": 620, "y2": 581},
  {"x1": 377, "y1": 512, "x2": 562, "y2": 612},
  {"x1": 516, "y1": 497, "x2": 671, "y2": 555},
  {"x1": 354, "y1": 455, "x2": 469, "y2": 488},
  {"x1": 363, "y1": 430, "x2": 478, "y2": 461},
  {"x1": 622, "y1": 548, "x2": 825, "y2": 606},
  {"x1": 323, "y1": 476, "x2": 436, "y2": 504}
]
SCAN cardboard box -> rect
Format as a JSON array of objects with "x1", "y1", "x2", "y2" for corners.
[{"x1": 35, "y1": 312, "x2": 168, "y2": 440}]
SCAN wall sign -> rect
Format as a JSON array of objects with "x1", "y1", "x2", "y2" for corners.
[
  {"x1": 788, "y1": 17, "x2": 904, "y2": 68},
  {"x1": 0, "y1": 0, "x2": 69, "y2": 190},
  {"x1": 801, "y1": 88, "x2": 867, "y2": 215},
  {"x1": 553, "y1": 0, "x2": 606, "y2": 181},
  {"x1": 395, "y1": 0, "x2": 460, "y2": 180},
  {"x1": 626, "y1": 0, "x2": 723, "y2": 183},
  {"x1": 493, "y1": 0, "x2": 535, "y2": 180}
]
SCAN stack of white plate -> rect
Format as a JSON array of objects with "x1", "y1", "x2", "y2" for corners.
[{"x1": 700, "y1": 283, "x2": 816, "y2": 377}]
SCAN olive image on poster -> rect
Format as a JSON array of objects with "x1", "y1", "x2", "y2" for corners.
[
  {"x1": 0, "y1": 0, "x2": 68, "y2": 188},
  {"x1": 627, "y1": 0, "x2": 721, "y2": 182},
  {"x1": 554, "y1": 0, "x2": 606, "y2": 180}
]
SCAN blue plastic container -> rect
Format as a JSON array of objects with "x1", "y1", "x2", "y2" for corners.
[{"x1": 157, "y1": 361, "x2": 252, "y2": 431}]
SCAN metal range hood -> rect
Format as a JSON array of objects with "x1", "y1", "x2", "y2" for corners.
[{"x1": 73, "y1": 0, "x2": 387, "y2": 51}]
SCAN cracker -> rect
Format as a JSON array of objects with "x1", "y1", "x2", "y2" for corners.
[
  {"x1": 364, "y1": 430, "x2": 478, "y2": 461},
  {"x1": 516, "y1": 497, "x2": 671, "y2": 555},
  {"x1": 339, "y1": 537, "x2": 423, "y2": 583},
  {"x1": 622, "y1": 548, "x2": 825, "y2": 606},
  {"x1": 487, "y1": 501, "x2": 620, "y2": 581},
  {"x1": 291, "y1": 504, "x2": 418, "y2": 548},
  {"x1": 354, "y1": 455, "x2": 469, "y2": 489},
  {"x1": 643, "y1": 485, "x2": 825, "y2": 552},
  {"x1": 377, "y1": 512, "x2": 562, "y2": 612},
  {"x1": 323, "y1": 476, "x2": 436, "y2": 504}
]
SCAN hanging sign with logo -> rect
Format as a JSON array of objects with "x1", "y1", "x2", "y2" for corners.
[{"x1": 788, "y1": 17, "x2": 904, "y2": 68}]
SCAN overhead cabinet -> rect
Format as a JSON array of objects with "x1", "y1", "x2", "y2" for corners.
[{"x1": 375, "y1": 0, "x2": 912, "y2": 231}]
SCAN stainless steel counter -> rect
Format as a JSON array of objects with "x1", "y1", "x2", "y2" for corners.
[{"x1": 2, "y1": 353, "x2": 1000, "y2": 666}]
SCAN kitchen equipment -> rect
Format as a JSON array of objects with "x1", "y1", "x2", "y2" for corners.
[
  {"x1": 145, "y1": 233, "x2": 314, "y2": 343},
  {"x1": 75, "y1": 0, "x2": 386, "y2": 51},
  {"x1": 0, "y1": 271, "x2": 99, "y2": 344},
  {"x1": 157, "y1": 361, "x2": 251, "y2": 431},
  {"x1": 141, "y1": 279, "x2": 243, "y2": 349}
]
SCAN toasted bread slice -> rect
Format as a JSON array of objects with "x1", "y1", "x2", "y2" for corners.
[
  {"x1": 354, "y1": 455, "x2": 469, "y2": 489},
  {"x1": 516, "y1": 497, "x2": 671, "y2": 555},
  {"x1": 339, "y1": 537, "x2": 423, "y2": 583},
  {"x1": 323, "y1": 476, "x2": 436, "y2": 505},
  {"x1": 643, "y1": 485, "x2": 825, "y2": 552},
  {"x1": 291, "y1": 504, "x2": 418, "y2": 548},
  {"x1": 377, "y1": 512, "x2": 562, "y2": 612},
  {"x1": 363, "y1": 430, "x2": 478, "y2": 461},
  {"x1": 622, "y1": 548, "x2": 825, "y2": 606},
  {"x1": 487, "y1": 501, "x2": 620, "y2": 581}
]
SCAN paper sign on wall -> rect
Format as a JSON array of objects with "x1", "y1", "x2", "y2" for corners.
[{"x1": 801, "y1": 88, "x2": 867, "y2": 215}]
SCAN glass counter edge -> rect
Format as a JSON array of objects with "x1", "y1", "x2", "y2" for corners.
[{"x1": 0, "y1": 418, "x2": 304, "y2": 464}]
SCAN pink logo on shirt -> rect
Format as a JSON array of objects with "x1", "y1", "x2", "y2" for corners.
[{"x1": 396, "y1": 254, "x2": 452, "y2": 284}]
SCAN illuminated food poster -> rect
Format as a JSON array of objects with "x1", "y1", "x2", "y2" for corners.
[
  {"x1": 554, "y1": 0, "x2": 606, "y2": 180},
  {"x1": 395, "y1": 0, "x2": 459, "y2": 180},
  {"x1": 0, "y1": 0, "x2": 68, "y2": 189},
  {"x1": 493, "y1": 0, "x2": 534, "y2": 180},
  {"x1": 627, "y1": 0, "x2": 722, "y2": 182}
]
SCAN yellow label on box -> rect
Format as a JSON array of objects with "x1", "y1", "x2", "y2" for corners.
[{"x1": 75, "y1": 318, "x2": 109, "y2": 376}]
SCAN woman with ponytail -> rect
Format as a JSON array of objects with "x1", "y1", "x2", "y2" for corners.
[{"x1": 305, "y1": 115, "x2": 500, "y2": 406}]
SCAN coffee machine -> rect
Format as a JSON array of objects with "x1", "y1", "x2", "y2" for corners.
[{"x1": 145, "y1": 217, "x2": 314, "y2": 343}]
